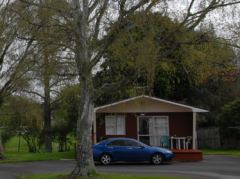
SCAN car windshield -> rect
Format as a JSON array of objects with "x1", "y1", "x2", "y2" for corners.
[{"x1": 94, "y1": 139, "x2": 110, "y2": 146}]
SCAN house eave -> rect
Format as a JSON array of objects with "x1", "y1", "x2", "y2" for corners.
[{"x1": 95, "y1": 95, "x2": 209, "y2": 113}]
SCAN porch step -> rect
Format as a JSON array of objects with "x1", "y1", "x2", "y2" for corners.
[{"x1": 172, "y1": 149, "x2": 203, "y2": 161}]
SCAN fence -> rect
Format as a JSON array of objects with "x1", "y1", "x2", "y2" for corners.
[{"x1": 197, "y1": 127, "x2": 221, "y2": 149}]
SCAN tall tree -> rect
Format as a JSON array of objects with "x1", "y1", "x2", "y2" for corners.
[
  {"x1": 69, "y1": 1, "x2": 164, "y2": 176},
  {"x1": 0, "y1": 1, "x2": 35, "y2": 159},
  {"x1": 18, "y1": 0, "x2": 76, "y2": 152}
]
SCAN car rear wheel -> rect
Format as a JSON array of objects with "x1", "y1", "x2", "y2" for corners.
[
  {"x1": 151, "y1": 153, "x2": 163, "y2": 165},
  {"x1": 100, "y1": 154, "x2": 111, "y2": 165}
]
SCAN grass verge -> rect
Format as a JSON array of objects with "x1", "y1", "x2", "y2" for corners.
[
  {"x1": 202, "y1": 149, "x2": 240, "y2": 156},
  {"x1": 20, "y1": 173, "x2": 188, "y2": 179},
  {"x1": 0, "y1": 151, "x2": 74, "y2": 163},
  {"x1": 0, "y1": 136, "x2": 75, "y2": 163}
]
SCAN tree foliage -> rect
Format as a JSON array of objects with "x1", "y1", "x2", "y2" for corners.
[
  {"x1": 53, "y1": 84, "x2": 80, "y2": 152},
  {"x1": 0, "y1": 96, "x2": 43, "y2": 152},
  {"x1": 0, "y1": 2, "x2": 35, "y2": 105},
  {"x1": 95, "y1": 12, "x2": 236, "y2": 104},
  {"x1": 217, "y1": 99, "x2": 240, "y2": 148},
  {"x1": 218, "y1": 98, "x2": 240, "y2": 127}
]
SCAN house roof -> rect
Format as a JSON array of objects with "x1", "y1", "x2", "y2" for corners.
[{"x1": 95, "y1": 95, "x2": 208, "y2": 113}]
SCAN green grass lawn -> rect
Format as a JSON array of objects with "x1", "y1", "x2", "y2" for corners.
[
  {"x1": 0, "y1": 151, "x2": 74, "y2": 163},
  {"x1": 4, "y1": 136, "x2": 68, "y2": 153},
  {"x1": 20, "y1": 173, "x2": 187, "y2": 179},
  {"x1": 202, "y1": 149, "x2": 240, "y2": 156},
  {"x1": 5, "y1": 136, "x2": 29, "y2": 152},
  {"x1": 0, "y1": 136, "x2": 75, "y2": 163}
]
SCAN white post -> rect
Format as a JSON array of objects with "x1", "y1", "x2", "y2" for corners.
[
  {"x1": 192, "y1": 112, "x2": 197, "y2": 150},
  {"x1": 93, "y1": 110, "x2": 97, "y2": 144},
  {"x1": 137, "y1": 117, "x2": 139, "y2": 141}
]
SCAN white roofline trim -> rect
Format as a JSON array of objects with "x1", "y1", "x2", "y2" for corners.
[{"x1": 95, "y1": 95, "x2": 209, "y2": 113}]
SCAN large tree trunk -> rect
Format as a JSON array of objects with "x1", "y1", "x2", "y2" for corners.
[
  {"x1": 43, "y1": 54, "x2": 52, "y2": 153},
  {"x1": 43, "y1": 95, "x2": 52, "y2": 152},
  {"x1": 71, "y1": 76, "x2": 96, "y2": 177},
  {"x1": 0, "y1": 133, "x2": 5, "y2": 159},
  {"x1": 0, "y1": 97, "x2": 5, "y2": 159},
  {"x1": 70, "y1": 0, "x2": 96, "y2": 176}
]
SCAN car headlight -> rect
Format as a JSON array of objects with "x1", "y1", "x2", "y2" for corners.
[{"x1": 164, "y1": 150, "x2": 173, "y2": 154}]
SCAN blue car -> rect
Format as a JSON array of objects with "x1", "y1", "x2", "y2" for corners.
[{"x1": 93, "y1": 137, "x2": 174, "y2": 165}]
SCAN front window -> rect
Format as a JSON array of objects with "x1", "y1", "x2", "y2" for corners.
[
  {"x1": 138, "y1": 116, "x2": 169, "y2": 146},
  {"x1": 105, "y1": 115, "x2": 125, "y2": 135}
]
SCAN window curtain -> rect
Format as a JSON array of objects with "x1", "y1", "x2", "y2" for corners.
[
  {"x1": 149, "y1": 117, "x2": 169, "y2": 146},
  {"x1": 105, "y1": 115, "x2": 125, "y2": 135}
]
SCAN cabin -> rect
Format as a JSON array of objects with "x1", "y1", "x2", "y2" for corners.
[{"x1": 93, "y1": 95, "x2": 208, "y2": 161}]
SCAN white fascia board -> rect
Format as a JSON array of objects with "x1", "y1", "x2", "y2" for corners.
[
  {"x1": 95, "y1": 95, "x2": 209, "y2": 113},
  {"x1": 146, "y1": 96, "x2": 209, "y2": 113},
  {"x1": 95, "y1": 95, "x2": 144, "y2": 111}
]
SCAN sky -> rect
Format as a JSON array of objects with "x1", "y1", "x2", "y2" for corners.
[{"x1": 167, "y1": 0, "x2": 240, "y2": 40}]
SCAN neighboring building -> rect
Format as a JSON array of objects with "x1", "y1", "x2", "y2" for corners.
[{"x1": 93, "y1": 95, "x2": 208, "y2": 161}]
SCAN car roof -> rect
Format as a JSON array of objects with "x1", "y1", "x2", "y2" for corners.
[
  {"x1": 98, "y1": 137, "x2": 137, "y2": 145},
  {"x1": 107, "y1": 137, "x2": 137, "y2": 141}
]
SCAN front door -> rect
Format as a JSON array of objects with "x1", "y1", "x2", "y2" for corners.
[{"x1": 138, "y1": 116, "x2": 169, "y2": 146}]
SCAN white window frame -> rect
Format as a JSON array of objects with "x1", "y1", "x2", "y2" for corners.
[
  {"x1": 105, "y1": 115, "x2": 126, "y2": 135},
  {"x1": 137, "y1": 116, "x2": 169, "y2": 146}
]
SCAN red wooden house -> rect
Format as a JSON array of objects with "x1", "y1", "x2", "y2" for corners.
[{"x1": 93, "y1": 95, "x2": 208, "y2": 161}]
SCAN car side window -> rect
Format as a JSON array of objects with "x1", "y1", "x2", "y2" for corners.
[
  {"x1": 107, "y1": 140, "x2": 125, "y2": 146},
  {"x1": 124, "y1": 140, "x2": 143, "y2": 147}
]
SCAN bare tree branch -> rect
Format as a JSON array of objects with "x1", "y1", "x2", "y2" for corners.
[
  {"x1": 146, "y1": 0, "x2": 161, "y2": 11},
  {"x1": 0, "y1": 37, "x2": 34, "y2": 97},
  {"x1": 119, "y1": 0, "x2": 127, "y2": 16},
  {"x1": 92, "y1": 0, "x2": 109, "y2": 42},
  {"x1": 21, "y1": 89, "x2": 45, "y2": 99},
  {"x1": 0, "y1": 39, "x2": 14, "y2": 72},
  {"x1": 181, "y1": 0, "x2": 240, "y2": 30},
  {"x1": 89, "y1": 0, "x2": 99, "y2": 14}
]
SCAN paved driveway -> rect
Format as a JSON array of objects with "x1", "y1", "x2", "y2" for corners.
[{"x1": 0, "y1": 155, "x2": 239, "y2": 179}]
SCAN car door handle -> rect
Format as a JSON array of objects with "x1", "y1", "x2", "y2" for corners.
[{"x1": 127, "y1": 147, "x2": 133, "y2": 149}]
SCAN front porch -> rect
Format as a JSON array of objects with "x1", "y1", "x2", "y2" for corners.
[
  {"x1": 151, "y1": 135, "x2": 203, "y2": 162},
  {"x1": 172, "y1": 149, "x2": 203, "y2": 161}
]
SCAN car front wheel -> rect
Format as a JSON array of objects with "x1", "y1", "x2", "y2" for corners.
[
  {"x1": 100, "y1": 154, "x2": 112, "y2": 165},
  {"x1": 151, "y1": 153, "x2": 163, "y2": 165}
]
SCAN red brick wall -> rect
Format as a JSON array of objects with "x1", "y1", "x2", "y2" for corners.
[{"x1": 96, "y1": 112, "x2": 193, "y2": 142}]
